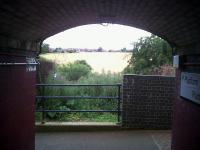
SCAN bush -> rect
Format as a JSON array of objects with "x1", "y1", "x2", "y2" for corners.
[
  {"x1": 36, "y1": 58, "x2": 122, "y2": 122},
  {"x1": 41, "y1": 43, "x2": 50, "y2": 54},
  {"x1": 59, "y1": 60, "x2": 92, "y2": 81},
  {"x1": 36, "y1": 70, "x2": 122, "y2": 122},
  {"x1": 151, "y1": 64, "x2": 175, "y2": 76}
]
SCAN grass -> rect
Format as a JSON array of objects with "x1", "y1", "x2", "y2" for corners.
[
  {"x1": 36, "y1": 112, "x2": 118, "y2": 122},
  {"x1": 40, "y1": 52, "x2": 131, "y2": 73},
  {"x1": 36, "y1": 71, "x2": 122, "y2": 123},
  {"x1": 36, "y1": 52, "x2": 125, "y2": 123}
]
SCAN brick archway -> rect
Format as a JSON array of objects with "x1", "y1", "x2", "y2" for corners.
[
  {"x1": 0, "y1": 0, "x2": 200, "y2": 55},
  {"x1": 0, "y1": 1, "x2": 200, "y2": 150}
]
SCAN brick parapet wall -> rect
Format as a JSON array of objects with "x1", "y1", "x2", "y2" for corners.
[{"x1": 122, "y1": 74, "x2": 175, "y2": 129}]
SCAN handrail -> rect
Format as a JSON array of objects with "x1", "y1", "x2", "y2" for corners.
[
  {"x1": 36, "y1": 83, "x2": 121, "y2": 87},
  {"x1": 36, "y1": 96, "x2": 119, "y2": 100},
  {"x1": 36, "y1": 110, "x2": 121, "y2": 113},
  {"x1": 36, "y1": 83, "x2": 122, "y2": 124}
]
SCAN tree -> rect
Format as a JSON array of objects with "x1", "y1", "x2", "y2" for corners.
[
  {"x1": 121, "y1": 47, "x2": 127, "y2": 52},
  {"x1": 124, "y1": 35, "x2": 173, "y2": 75},
  {"x1": 54, "y1": 47, "x2": 62, "y2": 52},
  {"x1": 151, "y1": 64, "x2": 175, "y2": 76},
  {"x1": 97, "y1": 47, "x2": 103, "y2": 52},
  {"x1": 41, "y1": 43, "x2": 50, "y2": 54}
]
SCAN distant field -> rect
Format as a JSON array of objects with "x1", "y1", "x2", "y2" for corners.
[{"x1": 40, "y1": 52, "x2": 132, "y2": 73}]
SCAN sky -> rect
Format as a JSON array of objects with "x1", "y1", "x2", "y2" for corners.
[{"x1": 44, "y1": 24, "x2": 151, "y2": 50}]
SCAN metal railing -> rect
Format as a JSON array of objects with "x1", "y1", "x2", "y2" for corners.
[{"x1": 35, "y1": 84, "x2": 122, "y2": 123}]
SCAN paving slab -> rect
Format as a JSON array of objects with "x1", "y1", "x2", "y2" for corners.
[{"x1": 36, "y1": 130, "x2": 171, "y2": 150}]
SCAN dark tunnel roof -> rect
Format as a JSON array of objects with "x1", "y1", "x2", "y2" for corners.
[{"x1": 0, "y1": 0, "x2": 200, "y2": 52}]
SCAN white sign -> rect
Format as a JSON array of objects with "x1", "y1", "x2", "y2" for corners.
[
  {"x1": 181, "y1": 72, "x2": 200, "y2": 104},
  {"x1": 26, "y1": 57, "x2": 37, "y2": 72},
  {"x1": 173, "y1": 55, "x2": 179, "y2": 68}
]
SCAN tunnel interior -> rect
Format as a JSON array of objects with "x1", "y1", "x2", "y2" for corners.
[{"x1": 0, "y1": 1, "x2": 200, "y2": 150}]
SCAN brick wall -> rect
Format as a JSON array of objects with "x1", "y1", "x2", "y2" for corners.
[
  {"x1": 122, "y1": 74, "x2": 175, "y2": 129},
  {"x1": 0, "y1": 54, "x2": 35, "y2": 150}
]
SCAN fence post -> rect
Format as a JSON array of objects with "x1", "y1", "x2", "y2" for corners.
[
  {"x1": 41, "y1": 86, "x2": 45, "y2": 124},
  {"x1": 117, "y1": 84, "x2": 121, "y2": 123}
]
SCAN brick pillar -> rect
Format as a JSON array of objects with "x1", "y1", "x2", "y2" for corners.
[
  {"x1": 0, "y1": 54, "x2": 36, "y2": 150},
  {"x1": 172, "y1": 55, "x2": 200, "y2": 150}
]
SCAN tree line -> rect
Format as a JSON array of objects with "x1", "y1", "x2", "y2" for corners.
[{"x1": 124, "y1": 34, "x2": 174, "y2": 76}]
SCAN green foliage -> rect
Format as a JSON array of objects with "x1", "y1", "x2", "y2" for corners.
[
  {"x1": 36, "y1": 62, "x2": 122, "y2": 122},
  {"x1": 124, "y1": 35, "x2": 172, "y2": 74},
  {"x1": 59, "y1": 113, "x2": 118, "y2": 122},
  {"x1": 41, "y1": 43, "x2": 50, "y2": 54},
  {"x1": 59, "y1": 60, "x2": 92, "y2": 81}
]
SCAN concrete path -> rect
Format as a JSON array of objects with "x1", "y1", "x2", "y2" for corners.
[{"x1": 36, "y1": 130, "x2": 171, "y2": 150}]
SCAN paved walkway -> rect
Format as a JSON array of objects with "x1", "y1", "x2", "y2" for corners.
[{"x1": 36, "y1": 130, "x2": 171, "y2": 150}]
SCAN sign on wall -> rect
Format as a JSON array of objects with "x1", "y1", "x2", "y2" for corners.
[
  {"x1": 181, "y1": 72, "x2": 200, "y2": 105},
  {"x1": 26, "y1": 57, "x2": 37, "y2": 72}
]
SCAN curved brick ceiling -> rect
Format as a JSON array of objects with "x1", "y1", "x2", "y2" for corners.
[{"x1": 0, "y1": 0, "x2": 200, "y2": 51}]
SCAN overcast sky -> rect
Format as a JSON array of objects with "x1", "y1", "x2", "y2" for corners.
[{"x1": 44, "y1": 24, "x2": 151, "y2": 50}]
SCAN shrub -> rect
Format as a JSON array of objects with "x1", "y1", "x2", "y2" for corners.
[
  {"x1": 151, "y1": 64, "x2": 175, "y2": 76},
  {"x1": 59, "y1": 60, "x2": 92, "y2": 81},
  {"x1": 36, "y1": 70, "x2": 122, "y2": 122},
  {"x1": 36, "y1": 59, "x2": 122, "y2": 122}
]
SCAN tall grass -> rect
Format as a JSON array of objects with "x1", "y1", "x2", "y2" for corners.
[{"x1": 36, "y1": 67, "x2": 122, "y2": 122}]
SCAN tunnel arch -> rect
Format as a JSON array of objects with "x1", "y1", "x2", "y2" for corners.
[
  {"x1": 42, "y1": 22, "x2": 173, "y2": 48},
  {"x1": 43, "y1": 23, "x2": 158, "y2": 50},
  {"x1": 0, "y1": 0, "x2": 200, "y2": 55},
  {"x1": 1, "y1": 1, "x2": 200, "y2": 150}
]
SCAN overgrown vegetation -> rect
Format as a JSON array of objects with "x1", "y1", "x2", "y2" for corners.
[
  {"x1": 36, "y1": 60, "x2": 121, "y2": 122},
  {"x1": 41, "y1": 43, "x2": 50, "y2": 54},
  {"x1": 124, "y1": 35, "x2": 174, "y2": 76},
  {"x1": 59, "y1": 60, "x2": 92, "y2": 81}
]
